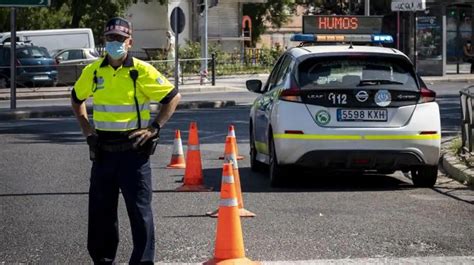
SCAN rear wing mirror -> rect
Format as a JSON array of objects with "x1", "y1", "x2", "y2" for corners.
[{"x1": 246, "y1": 79, "x2": 263, "y2": 93}]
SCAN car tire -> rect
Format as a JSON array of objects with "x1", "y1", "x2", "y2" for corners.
[
  {"x1": 411, "y1": 165, "x2": 438, "y2": 187},
  {"x1": 250, "y1": 125, "x2": 267, "y2": 172},
  {"x1": 269, "y1": 136, "x2": 286, "y2": 187}
]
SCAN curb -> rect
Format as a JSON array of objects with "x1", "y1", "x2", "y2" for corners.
[
  {"x1": 440, "y1": 139, "x2": 474, "y2": 187},
  {"x1": 441, "y1": 152, "x2": 474, "y2": 187},
  {"x1": 0, "y1": 100, "x2": 236, "y2": 121}
]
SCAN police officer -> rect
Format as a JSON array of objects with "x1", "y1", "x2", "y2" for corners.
[{"x1": 71, "y1": 17, "x2": 181, "y2": 264}]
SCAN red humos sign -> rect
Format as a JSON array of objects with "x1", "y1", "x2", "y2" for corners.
[{"x1": 303, "y1": 15, "x2": 383, "y2": 34}]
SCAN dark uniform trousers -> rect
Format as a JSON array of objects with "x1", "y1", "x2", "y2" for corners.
[{"x1": 87, "y1": 149, "x2": 155, "y2": 265}]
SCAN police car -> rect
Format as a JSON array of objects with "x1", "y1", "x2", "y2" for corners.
[{"x1": 247, "y1": 33, "x2": 440, "y2": 188}]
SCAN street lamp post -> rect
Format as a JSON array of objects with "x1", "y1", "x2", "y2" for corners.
[
  {"x1": 200, "y1": 0, "x2": 208, "y2": 85},
  {"x1": 10, "y1": 7, "x2": 16, "y2": 110}
]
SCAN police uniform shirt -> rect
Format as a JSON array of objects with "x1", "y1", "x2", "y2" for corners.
[{"x1": 72, "y1": 55, "x2": 177, "y2": 133}]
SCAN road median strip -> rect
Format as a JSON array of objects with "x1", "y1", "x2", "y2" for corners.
[
  {"x1": 0, "y1": 84, "x2": 244, "y2": 99},
  {"x1": 0, "y1": 100, "x2": 236, "y2": 121}
]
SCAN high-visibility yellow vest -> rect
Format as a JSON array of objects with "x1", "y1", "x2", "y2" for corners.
[{"x1": 73, "y1": 56, "x2": 175, "y2": 131}]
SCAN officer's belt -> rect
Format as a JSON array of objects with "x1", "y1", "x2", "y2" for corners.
[{"x1": 99, "y1": 142, "x2": 135, "y2": 152}]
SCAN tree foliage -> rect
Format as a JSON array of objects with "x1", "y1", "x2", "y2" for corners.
[
  {"x1": 243, "y1": 0, "x2": 294, "y2": 47},
  {"x1": 0, "y1": 0, "x2": 167, "y2": 44},
  {"x1": 244, "y1": 0, "x2": 393, "y2": 47}
]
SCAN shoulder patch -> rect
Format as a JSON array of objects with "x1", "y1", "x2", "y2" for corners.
[{"x1": 156, "y1": 77, "x2": 165, "y2": 85}]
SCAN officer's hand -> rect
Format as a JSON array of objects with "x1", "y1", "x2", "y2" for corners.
[
  {"x1": 86, "y1": 133, "x2": 99, "y2": 147},
  {"x1": 129, "y1": 127, "x2": 158, "y2": 148}
]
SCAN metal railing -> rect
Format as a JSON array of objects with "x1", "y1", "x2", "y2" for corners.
[
  {"x1": 142, "y1": 56, "x2": 216, "y2": 85},
  {"x1": 0, "y1": 49, "x2": 278, "y2": 89},
  {"x1": 460, "y1": 85, "x2": 474, "y2": 156},
  {"x1": 0, "y1": 55, "x2": 217, "y2": 88}
]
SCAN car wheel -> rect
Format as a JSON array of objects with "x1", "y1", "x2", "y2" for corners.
[
  {"x1": 411, "y1": 165, "x2": 438, "y2": 187},
  {"x1": 250, "y1": 126, "x2": 267, "y2": 172},
  {"x1": 269, "y1": 136, "x2": 286, "y2": 187}
]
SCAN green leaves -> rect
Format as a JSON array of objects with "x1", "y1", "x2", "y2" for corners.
[
  {"x1": 0, "y1": 0, "x2": 168, "y2": 45},
  {"x1": 243, "y1": 0, "x2": 295, "y2": 46}
]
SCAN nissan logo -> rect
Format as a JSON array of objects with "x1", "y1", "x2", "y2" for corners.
[{"x1": 356, "y1": 91, "x2": 369, "y2": 102}]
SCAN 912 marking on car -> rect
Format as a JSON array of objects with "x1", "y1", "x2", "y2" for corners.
[{"x1": 328, "y1": 92, "x2": 347, "y2": 105}]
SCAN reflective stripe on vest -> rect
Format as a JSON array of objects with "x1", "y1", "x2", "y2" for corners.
[
  {"x1": 94, "y1": 119, "x2": 150, "y2": 130},
  {"x1": 94, "y1": 103, "x2": 150, "y2": 113},
  {"x1": 219, "y1": 198, "x2": 238, "y2": 207}
]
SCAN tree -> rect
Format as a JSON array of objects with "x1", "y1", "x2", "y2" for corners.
[
  {"x1": 0, "y1": 0, "x2": 168, "y2": 44},
  {"x1": 243, "y1": 0, "x2": 393, "y2": 46},
  {"x1": 243, "y1": 0, "x2": 295, "y2": 47}
]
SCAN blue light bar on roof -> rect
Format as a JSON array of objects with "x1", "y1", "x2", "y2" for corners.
[
  {"x1": 372, "y1": 34, "x2": 394, "y2": 44},
  {"x1": 291, "y1": 33, "x2": 394, "y2": 44},
  {"x1": 290, "y1": 34, "x2": 315, "y2": 42}
]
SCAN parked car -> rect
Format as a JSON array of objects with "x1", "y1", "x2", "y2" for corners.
[
  {"x1": 53, "y1": 48, "x2": 99, "y2": 85},
  {"x1": 0, "y1": 28, "x2": 96, "y2": 55},
  {"x1": 247, "y1": 38, "x2": 441, "y2": 188},
  {"x1": 0, "y1": 43, "x2": 58, "y2": 88}
]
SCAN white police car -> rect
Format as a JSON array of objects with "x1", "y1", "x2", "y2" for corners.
[{"x1": 247, "y1": 35, "x2": 440, "y2": 187}]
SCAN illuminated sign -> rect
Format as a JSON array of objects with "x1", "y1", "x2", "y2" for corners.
[
  {"x1": 391, "y1": 0, "x2": 426, "y2": 11},
  {"x1": 303, "y1": 16, "x2": 383, "y2": 34}
]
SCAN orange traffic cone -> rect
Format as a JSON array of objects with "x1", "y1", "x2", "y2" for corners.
[
  {"x1": 167, "y1": 129, "x2": 186, "y2": 169},
  {"x1": 207, "y1": 136, "x2": 256, "y2": 218},
  {"x1": 203, "y1": 163, "x2": 260, "y2": 265},
  {"x1": 176, "y1": 122, "x2": 212, "y2": 192},
  {"x1": 219, "y1": 125, "x2": 244, "y2": 160}
]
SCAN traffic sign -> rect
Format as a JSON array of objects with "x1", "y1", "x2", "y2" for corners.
[
  {"x1": 0, "y1": 0, "x2": 51, "y2": 7},
  {"x1": 170, "y1": 7, "x2": 185, "y2": 35},
  {"x1": 391, "y1": 0, "x2": 426, "y2": 12}
]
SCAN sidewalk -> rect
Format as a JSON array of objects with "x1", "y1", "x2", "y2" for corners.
[
  {"x1": 0, "y1": 81, "x2": 245, "y2": 101},
  {"x1": 0, "y1": 77, "x2": 250, "y2": 120}
]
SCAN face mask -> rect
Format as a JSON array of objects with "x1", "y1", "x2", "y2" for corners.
[{"x1": 105, "y1": 41, "x2": 127, "y2": 60}]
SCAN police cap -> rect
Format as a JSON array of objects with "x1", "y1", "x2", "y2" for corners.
[{"x1": 104, "y1": 17, "x2": 132, "y2": 37}]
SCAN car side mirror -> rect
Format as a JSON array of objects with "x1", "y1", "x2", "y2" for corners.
[
  {"x1": 246, "y1": 79, "x2": 263, "y2": 93},
  {"x1": 56, "y1": 56, "x2": 64, "y2": 63}
]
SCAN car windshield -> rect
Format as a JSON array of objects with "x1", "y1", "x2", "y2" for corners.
[
  {"x1": 16, "y1": 47, "x2": 50, "y2": 59},
  {"x1": 298, "y1": 56, "x2": 418, "y2": 91}
]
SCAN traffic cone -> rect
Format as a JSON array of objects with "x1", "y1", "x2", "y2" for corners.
[
  {"x1": 167, "y1": 129, "x2": 186, "y2": 169},
  {"x1": 176, "y1": 122, "x2": 212, "y2": 192},
  {"x1": 219, "y1": 125, "x2": 244, "y2": 160},
  {"x1": 207, "y1": 136, "x2": 256, "y2": 218},
  {"x1": 203, "y1": 163, "x2": 260, "y2": 265}
]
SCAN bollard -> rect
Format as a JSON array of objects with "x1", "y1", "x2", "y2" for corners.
[{"x1": 211, "y1": 53, "x2": 216, "y2": 86}]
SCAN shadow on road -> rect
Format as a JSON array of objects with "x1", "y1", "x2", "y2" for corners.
[{"x1": 202, "y1": 167, "x2": 414, "y2": 193}]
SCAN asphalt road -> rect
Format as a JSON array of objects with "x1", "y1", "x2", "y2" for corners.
[{"x1": 1, "y1": 82, "x2": 473, "y2": 264}]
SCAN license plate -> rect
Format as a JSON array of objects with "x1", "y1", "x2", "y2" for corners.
[
  {"x1": 337, "y1": 109, "x2": 388, "y2": 122},
  {"x1": 33, "y1": 75, "x2": 49, "y2": 80}
]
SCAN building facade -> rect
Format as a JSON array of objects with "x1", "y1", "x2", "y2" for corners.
[
  {"x1": 416, "y1": 0, "x2": 473, "y2": 75},
  {"x1": 124, "y1": 0, "x2": 265, "y2": 58}
]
